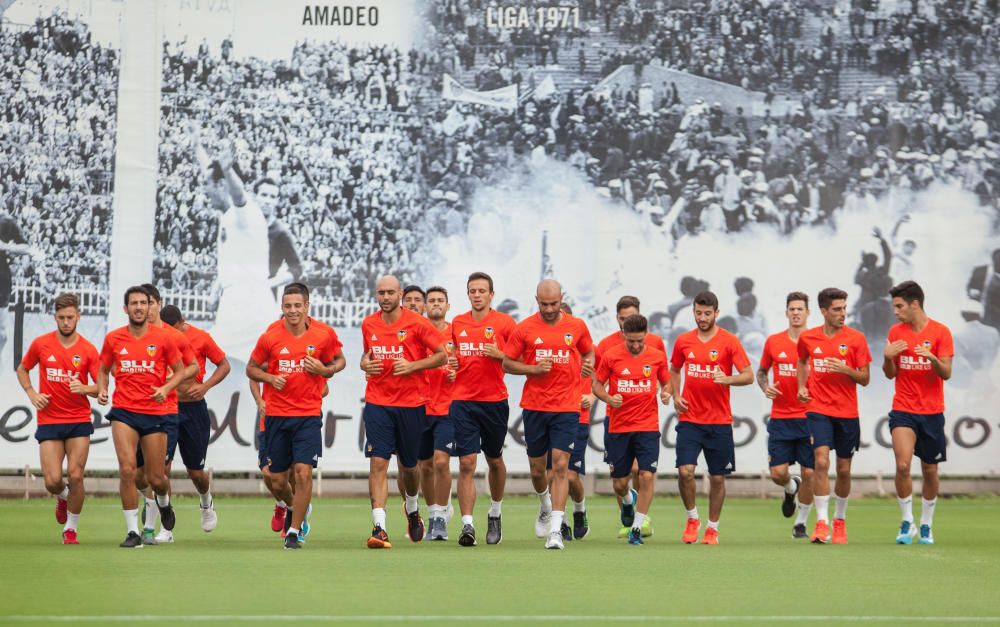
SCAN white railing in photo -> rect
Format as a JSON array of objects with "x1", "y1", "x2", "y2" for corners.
[{"x1": 13, "y1": 285, "x2": 108, "y2": 316}]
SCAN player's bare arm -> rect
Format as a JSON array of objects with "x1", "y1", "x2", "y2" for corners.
[
  {"x1": 96, "y1": 363, "x2": 111, "y2": 405},
  {"x1": 913, "y1": 346, "x2": 952, "y2": 380},
  {"x1": 187, "y1": 357, "x2": 232, "y2": 401},
  {"x1": 152, "y1": 358, "x2": 189, "y2": 402},
  {"x1": 824, "y1": 359, "x2": 870, "y2": 386},
  {"x1": 882, "y1": 340, "x2": 907, "y2": 379},
  {"x1": 591, "y1": 376, "x2": 620, "y2": 408},
  {"x1": 669, "y1": 366, "x2": 688, "y2": 413},
  {"x1": 580, "y1": 349, "x2": 595, "y2": 377},
  {"x1": 796, "y1": 357, "x2": 811, "y2": 402},
  {"x1": 714, "y1": 365, "x2": 753, "y2": 386},
  {"x1": 16, "y1": 364, "x2": 51, "y2": 410},
  {"x1": 393, "y1": 344, "x2": 446, "y2": 376},
  {"x1": 502, "y1": 354, "x2": 551, "y2": 376},
  {"x1": 247, "y1": 358, "x2": 286, "y2": 391}
]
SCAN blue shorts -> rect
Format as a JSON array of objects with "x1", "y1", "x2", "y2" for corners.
[
  {"x1": 606, "y1": 431, "x2": 660, "y2": 478},
  {"x1": 451, "y1": 399, "x2": 509, "y2": 458},
  {"x1": 137, "y1": 413, "x2": 178, "y2": 468},
  {"x1": 767, "y1": 418, "x2": 814, "y2": 469},
  {"x1": 547, "y1": 422, "x2": 590, "y2": 475},
  {"x1": 523, "y1": 410, "x2": 578, "y2": 459},
  {"x1": 419, "y1": 413, "x2": 457, "y2": 460},
  {"x1": 889, "y1": 410, "x2": 947, "y2": 465},
  {"x1": 107, "y1": 407, "x2": 168, "y2": 438},
  {"x1": 364, "y1": 404, "x2": 425, "y2": 469},
  {"x1": 35, "y1": 421, "x2": 94, "y2": 443},
  {"x1": 806, "y1": 413, "x2": 860, "y2": 459},
  {"x1": 176, "y1": 400, "x2": 211, "y2": 470},
  {"x1": 675, "y1": 421, "x2": 735, "y2": 476},
  {"x1": 257, "y1": 429, "x2": 269, "y2": 470},
  {"x1": 264, "y1": 416, "x2": 322, "y2": 473}
]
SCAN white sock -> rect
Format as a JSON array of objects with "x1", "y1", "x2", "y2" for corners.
[
  {"x1": 58, "y1": 485, "x2": 70, "y2": 500},
  {"x1": 834, "y1": 495, "x2": 849, "y2": 520},
  {"x1": 795, "y1": 501, "x2": 813, "y2": 526},
  {"x1": 921, "y1": 497, "x2": 937, "y2": 527},
  {"x1": 155, "y1": 493, "x2": 170, "y2": 508},
  {"x1": 783, "y1": 477, "x2": 798, "y2": 494},
  {"x1": 898, "y1": 496, "x2": 914, "y2": 523},
  {"x1": 143, "y1": 497, "x2": 157, "y2": 530},
  {"x1": 621, "y1": 491, "x2": 634, "y2": 506},
  {"x1": 815, "y1": 495, "x2": 830, "y2": 522},
  {"x1": 288, "y1": 526, "x2": 299, "y2": 536},
  {"x1": 573, "y1": 498, "x2": 586, "y2": 513},
  {"x1": 404, "y1": 493, "x2": 419, "y2": 515},
  {"x1": 707, "y1": 519, "x2": 719, "y2": 531},
  {"x1": 372, "y1": 508, "x2": 386, "y2": 529},
  {"x1": 537, "y1": 488, "x2": 552, "y2": 512},
  {"x1": 489, "y1": 500, "x2": 502, "y2": 517},
  {"x1": 65, "y1": 512, "x2": 80, "y2": 532},
  {"x1": 428, "y1": 504, "x2": 441, "y2": 519},
  {"x1": 276, "y1": 500, "x2": 287, "y2": 509},
  {"x1": 686, "y1": 507, "x2": 699, "y2": 520},
  {"x1": 461, "y1": 514, "x2": 474, "y2": 526},
  {"x1": 632, "y1": 512, "x2": 646, "y2": 530},
  {"x1": 123, "y1": 508, "x2": 140, "y2": 535},
  {"x1": 550, "y1": 510, "x2": 565, "y2": 534},
  {"x1": 199, "y1": 491, "x2": 212, "y2": 508}
]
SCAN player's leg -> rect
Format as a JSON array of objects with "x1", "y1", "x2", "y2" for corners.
[
  {"x1": 62, "y1": 435, "x2": 90, "y2": 542},
  {"x1": 919, "y1": 461, "x2": 939, "y2": 544},
  {"x1": 283, "y1": 417, "x2": 320, "y2": 548},
  {"x1": 397, "y1": 407, "x2": 426, "y2": 543},
  {"x1": 524, "y1": 411, "x2": 554, "y2": 539},
  {"x1": 427, "y1": 412, "x2": 454, "y2": 541},
  {"x1": 830, "y1": 418, "x2": 860, "y2": 544},
  {"x1": 916, "y1": 413, "x2": 947, "y2": 544},
  {"x1": 632, "y1": 432, "x2": 659, "y2": 542},
  {"x1": 451, "y1": 401, "x2": 481, "y2": 545},
  {"x1": 481, "y1": 400, "x2": 509, "y2": 545},
  {"x1": 767, "y1": 419, "x2": 802, "y2": 518},
  {"x1": 675, "y1": 422, "x2": 702, "y2": 543},
  {"x1": 547, "y1": 447, "x2": 571, "y2": 549},
  {"x1": 567, "y1": 422, "x2": 589, "y2": 540},
  {"x1": 179, "y1": 401, "x2": 216, "y2": 532},
  {"x1": 395, "y1": 457, "x2": 407, "y2": 501},
  {"x1": 38, "y1": 438, "x2": 69, "y2": 525},
  {"x1": 110, "y1": 419, "x2": 143, "y2": 546},
  {"x1": 363, "y1": 404, "x2": 395, "y2": 548},
  {"x1": 138, "y1": 428, "x2": 176, "y2": 535},
  {"x1": 890, "y1": 411, "x2": 919, "y2": 543},
  {"x1": 700, "y1": 425, "x2": 734, "y2": 544},
  {"x1": 417, "y1": 414, "x2": 436, "y2": 515},
  {"x1": 806, "y1": 413, "x2": 834, "y2": 543}
]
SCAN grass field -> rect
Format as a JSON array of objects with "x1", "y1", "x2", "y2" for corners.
[{"x1": 1, "y1": 495, "x2": 999, "y2": 625}]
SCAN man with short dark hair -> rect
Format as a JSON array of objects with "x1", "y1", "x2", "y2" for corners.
[
  {"x1": 253, "y1": 177, "x2": 303, "y2": 296},
  {"x1": 422, "y1": 286, "x2": 456, "y2": 540},
  {"x1": 883, "y1": 281, "x2": 953, "y2": 545}
]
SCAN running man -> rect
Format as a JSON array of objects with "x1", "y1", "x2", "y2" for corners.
[
  {"x1": 757, "y1": 291, "x2": 815, "y2": 538},
  {"x1": 16, "y1": 293, "x2": 99, "y2": 544},
  {"x1": 883, "y1": 280, "x2": 953, "y2": 545},
  {"x1": 796, "y1": 287, "x2": 871, "y2": 545},
  {"x1": 670, "y1": 291, "x2": 753, "y2": 545},
  {"x1": 592, "y1": 314, "x2": 671, "y2": 546},
  {"x1": 422, "y1": 286, "x2": 457, "y2": 541},
  {"x1": 502, "y1": 279, "x2": 595, "y2": 550}
]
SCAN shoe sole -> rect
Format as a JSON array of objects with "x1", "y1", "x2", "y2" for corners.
[
  {"x1": 367, "y1": 538, "x2": 392, "y2": 549},
  {"x1": 486, "y1": 536, "x2": 501, "y2": 545},
  {"x1": 544, "y1": 544, "x2": 564, "y2": 550},
  {"x1": 573, "y1": 527, "x2": 590, "y2": 540},
  {"x1": 811, "y1": 537, "x2": 830, "y2": 544},
  {"x1": 918, "y1": 539, "x2": 934, "y2": 545},
  {"x1": 458, "y1": 535, "x2": 477, "y2": 547}
]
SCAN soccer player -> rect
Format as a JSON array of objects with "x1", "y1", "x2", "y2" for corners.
[
  {"x1": 502, "y1": 279, "x2": 595, "y2": 550},
  {"x1": 422, "y1": 286, "x2": 457, "y2": 540},
  {"x1": 97, "y1": 286, "x2": 186, "y2": 548},
  {"x1": 254, "y1": 178, "x2": 304, "y2": 297},
  {"x1": 395, "y1": 284, "x2": 427, "y2": 501},
  {"x1": 248, "y1": 283, "x2": 345, "y2": 549},
  {"x1": 670, "y1": 291, "x2": 753, "y2": 545},
  {"x1": 160, "y1": 305, "x2": 232, "y2": 533},
  {"x1": 16, "y1": 293, "x2": 99, "y2": 544},
  {"x1": 360, "y1": 275, "x2": 446, "y2": 549},
  {"x1": 757, "y1": 292, "x2": 815, "y2": 538},
  {"x1": 593, "y1": 314, "x2": 671, "y2": 546},
  {"x1": 796, "y1": 287, "x2": 871, "y2": 545},
  {"x1": 596, "y1": 295, "x2": 666, "y2": 538},
  {"x1": 449, "y1": 272, "x2": 517, "y2": 547},
  {"x1": 883, "y1": 281, "x2": 953, "y2": 545}
]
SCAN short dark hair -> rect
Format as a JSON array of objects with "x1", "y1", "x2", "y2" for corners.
[
  {"x1": 123, "y1": 285, "x2": 149, "y2": 306},
  {"x1": 734, "y1": 276, "x2": 754, "y2": 296},
  {"x1": 622, "y1": 313, "x2": 648, "y2": 334},
  {"x1": 253, "y1": 177, "x2": 279, "y2": 194},
  {"x1": 283, "y1": 283, "x2": 309, "y2": 301},
  {"x1": 693, "y1": 290, "x2": 719, "y2": 310},
  {"x1": 160, "y1": 305, "x2": 183, "y2": 326},
  {"x1": 736, "y1": 293, "x2": 756, "y2": 317},
  {"x1": 467, "y1": 271, "x2": 494, "y2": 293},
  {"x1": 559, "y1": 302, "x2": 573, "y2": 315},
  {"x1": 426, "y1": 285, "x2": 448, "y2": 302},
  {"x1": 889, "y1": 280, "x2": 924, "y2": 307},
  {"x1": 817, "y1": 287, "x2": 848, "y2": 309},
  {"x1": 53, "y1": 293, "x2": 79, "y2": 312},
  {"x1": 616, "y1": 295, "x2": 641, "y2": 313},
  {"x1": 786, "y1": 291, "x2": 809, "y2": 307},
  {"x1": 208, "y1": 160, "x2": 225, "y2": 183},
  {"x1": 403, "y1": 285, "x2": 425, "y2": 299},
  {"x1": 140, "y1": 283, "x2": 161, "y2": 303}
]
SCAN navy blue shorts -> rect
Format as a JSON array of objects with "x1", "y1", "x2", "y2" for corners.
[
  {"x1": 889, "y1": 410, "x2": 947, "y2": 465},
  {"x1": 547, "y1": 422, "x2": 590, "y2": 475},
  {"x1": 419, "y1": 413, "x2": 457, "y2": 460},
  {"x1": 767, "y1": 418, "x2": 814, "y2": 469},
  {"x1": 137, "y1": 413, "x2": 178, "y2": 468},
  {"x1": 806, "y1": 413, "x2": 860, "y2": 459},
  {"x1": 606, "y1": 431, "x2": 660, "y2": 478},
  {"x1": 675, "y1": 421, "x2": 735, "y2": 476},
  {"x1": 451, "y1": 399, "x2": 509, "y2": 458},
  {"x1": 523, "y1": 410, "x2": 578, "y2": 459},
  {"x1": 176, "y1": 400, "x2": 211, "y2": 470},
  {"x1": 264, "y1": 416, "x2": 322, "y2": 473},
  {"x1": 107, "y1": 407, "x2": 168, "y2": 438},
  {"x1": 364, "y1": 404, "x2": 425, "y2": 469},
  {"x1": 35, "y1": 421, "x2": 94, "y2": 443}
]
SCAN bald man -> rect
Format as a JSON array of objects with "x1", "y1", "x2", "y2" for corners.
[
  {"x1": 503, "y1": 280, "x2": 595, "y2": 550},
  {"x1": 360, "y1": 276, "x2": 447, "y2": 548}
]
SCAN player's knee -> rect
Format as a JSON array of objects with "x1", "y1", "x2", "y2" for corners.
[
  {"x1": 921, "y1": 463, "x2": 939, "y2": 479},
  {"x1": 44, "y1": 478, "x2": 63, "y2": 494},
  {"x1": 638, "y1": 470, "x2": 654, "y2": 482},
  {"x1": 485, "y1": 455, "x2": 505, "y2": 471},
  {"x1": 294, "y1": 465, "x2": 312, "y2": 482},
  {"x1": 612, "y1": 477, "x2": 629, "y2": 494},
  {"x1": 769, "y1": 466, "x2": 786, "y2": 483},
  {"x1": 677, "y1": 466, "x2": 696, "y2": 482},
  {"x1": 433, "y1": 456, "x2": 450, "y2": 473},
  {"x1": 119, "y1": 464, "x2": 137, "y2": 482},
  {"x1": 67, "y1": 467, "x2": 85, "y2": 485},
  {"x1": 895, "y1": 458, "x2": 911, "y2": 476},
  {"x1": 458, "y1": 455, "x2": 477, "y2": 475},
  {"x1": 708, "y1": 474, "x2": 726, "y2": 487}
]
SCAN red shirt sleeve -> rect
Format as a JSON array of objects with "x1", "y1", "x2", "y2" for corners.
[
  {"x1": 250, "y1": 332, "x2": 270, "y2": 366},
  {"x1": 853, "y1": 334, "x2": 872, "y2": 368},
  {"x1": 503, "y1": 325, "x2": 526, "y2": 360},
  {"x1": 165, "y1": 335, "x2": 183, "y2": 367},
  {"x1": 759, "y1": 337, "x2": 773, "y2": 371},
  {"x1": 797, "y1": 335, "x2": 809, "y2": 361},
  {"x1": 203, "y1": 333, "x2": 226, "y2": 364},
  {"x1": 100, "y1": 336, "x2": 115, "y2": 368},
  {"x1": 20, "y1": 338, "x2": 40, "y2": 370},
  {"x1": 420, "y1": 319, "x2": 444, "y2": 353},
  {"x1": 938, "y1": 325, "x2": 955, "y2": 358},
  {"x1": 670, "y1": 337, "x2": 686, "y2": 370},
  {"x1": 180, "y1": 337, "x2": 197, "y2": 366},
  {"x1": 656, "y1": 355, "x2": 670, "y2": 383},
  {"x1": 729, "y1": 336, "x2": 751, "y2": 372},
  {"x1": 324, "y1": 328, "x2": 343, "y2": 362},
  {"x1": 86, "y1": 343, "x2": 100, "y2": 383},
  {"x1": 577, "y1": 320, "x2": 594, "y2": 354},
  {"x1": 595, "y1": 353, "x2": 611, "y2": 382}
]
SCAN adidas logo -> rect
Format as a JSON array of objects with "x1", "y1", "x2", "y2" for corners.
[
  {"x1": 279, "y1": 347, "x2": 290, "y2": 355},
  {"x1": 312, "y1": 454, "x2": 319, "y2": 462},
  {"x1": 778, "y1": 351, "x2": 787, "y2": 358},
  {"x1": 459, "y1": 329, "x2": 468, "y2": 337},
  {"x1": 574, "y1": 460, "x2": 582, "y2": 467},
  {"x1": 47, "y1": 355, "x2": 57, "y2": 362},
  {"x1": 200, "y1": 458, "x2": 206, "y2": 466},
  {"x1": 119, "y1": 348, "x2": 128, "y2": 355},
  {"x1": 446, "y1": 442, "x2": 454, "y2": 449},
  {"x1": 534, "y1": 337, "x2": 544, "y2": 344},
  {"x1": 687, "y1": 351, "x2": 695, "y2": 358},
  {"x1": 813, "y1": 347, "x2": 823, "y2": 354},
  {"x1": 651, "y1": 461, "x2": 658, "y2": 468},
  {"x1": 568, "y1": 442, "x2": 575, "y2": 450},
  {"x1": 622, "y1": 368, "x2": 631, "y2": 375},
  {"x1": 725, "y1": 462, "x2": 733, "y2": 470},
  {"x1": 370, "y1": 334, "x2": 378, "y2": 341},
  {"x1": 936, "y1": 452, "x2": 943, "y2": 460}
]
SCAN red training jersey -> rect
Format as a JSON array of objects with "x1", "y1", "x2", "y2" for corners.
[
  {"x1": 887, "y1": 319, "x2": 953, "y2": 415},
  {"x1": 100, "y1": 325, "x2": 183, "y2": 415},
  {"x1": 450, "y1": 309, "x2": 517, "y2": 402},
  {"x1": 362, "y1": 307, "x2": 444, "y2": 407},
  {"x1": 796, "y1": 325, "x2": 872, "y2": 419},
  {"x1": 426, "y1": 322, "x2": 454, "y2": 416},
  {"x1": 250, "y1": 321, "x2": 342, "y2": 417},
  {"x1": 182, "y1": 323, "x2": 226, "y2": 383},
  {"x1": 670, "y1": 328, "x2": 751, "y2": 425},
  {"x1": 759, "y1": 330, "x2": 808, "y2": 419},
  {"x1": 596, "y1": 343, "x2": 668, "y2": 433},
  {"x1": 160, "y1": 323, "x2": 197, "y2": 414},
  {"x1": 504, "y1": 312, "x2": 594, "y2": 414},
  {"x1": 21, "y1": 332, "x2": 99, "y2": 424},
  {"x1": 595, "y1": 331, "x2": 666, "y2": 372}
]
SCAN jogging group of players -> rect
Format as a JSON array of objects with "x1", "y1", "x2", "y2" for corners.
[{"x1": 17, "y1": 271, "x2": 953, "y2": 550}]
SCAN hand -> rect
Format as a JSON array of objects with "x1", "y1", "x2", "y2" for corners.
[
  {"x1": 97, "y1": 389, "x2": 109, "y2": 406},
  {"x1": 68, "y1": 379, "x2": 87, "y2": 395},
  {"x1": 673, "y1": 394, "x2": 689, "y2": 413},
  {"x1": 150, "y1": 386, "x2": 169, "y2": 403},
  {"x1": 823, "y1": 357, "x2": 852, "y2": 375},
  {"x1": 447, "y1": 356, "x2": 459, "y2": 370},
  {"x1": 581, "y1": 394, "x2": 596, "y2": 410},
  {"x1": 884, "y1": 339, "x2": 908, "y2": 360},
  {"x1": 322, "y1": 383, "x2": 329, "y2": 398},
  {"x1": 913, "y1": 344, "x2": 936, "y2": 361},
  {"x1": 256, "y1": 400, "x2": 266, "y2": 419},
  {"x1": 303, "y1": 355, "x2": 327, "y2": 376},
  {"x1": 185, "y1": 382, "x2": 209, "y2": 400},
  {"x1": 581, "y1": 357, "x2": 595, "y2": 377},
  {"x1": 660, "y1": 387, "x2": 672, "y2": 406},
  {"x1": 269, "y1": 374, "x2": 287, "y2": 391},
  {"x1": 607, "y1": 394, "x2": 623, "y2": 409},
  {"x1": 393, "y1": 358, "x2": 417, "y2": 376},
  {"x1": 28, "y1": 390, "x2": 50, "y2": 410},
  {"x1": 482, "y1": 343, "x2": 505, "y2": 359},
  {"x1": 763, "y1": 383, "x2": 782, "y2": 399},
  {"x1": 533, "y1": 358, "x2": 553, "y2": 375},
  {"x1": 713, "y1": 368, "x2": 731, "y2": 385},
  {"x1": 797, "y1": 386, "x2": 811, "y2": 403},
  {"x1": 362, "y1": 352, "x2": 383, "y2": 375},
  {"x1": 447, "y1": 368, "x2": 457, "y2": 383}
]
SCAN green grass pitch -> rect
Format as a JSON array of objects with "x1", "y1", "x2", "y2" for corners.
[{"x1": 1, "y1": 495, "x2": 999, "y2": 625}]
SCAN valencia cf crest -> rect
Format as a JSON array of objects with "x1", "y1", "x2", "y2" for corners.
[
  {"x1": 838, "y1": 343, "x2": 848, "y2": 356},
  {"x1": 708, "y1": 349, "x2": 718, "y2": 362},
  {"x1": 72, "y1": 355, "x2": 82, "y2": 368},
  {"x1": 922, "y1": 340, "x2": 932, "y2": 349},
  {"x1": 484, "y1": 326, "x2": 495, "y2": 340},
  {"x1": 146, "y1": 344, "x2": 157, "y2": 357},
  {"x1": 445, "y1": 341, "x2": 455, "y2": 354},
  {"x1": 563, "y1": 333, "x2": 573, "y2": 346},
  {"x1": 306, "y1": 345, "x2": 316, "y2": 357},
  {"x1": 642, "y1": 365, "x2": 652, "y2": 378},
  {"x1": 397, "y1": 329, "x2": 407, "y2": 342}
]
